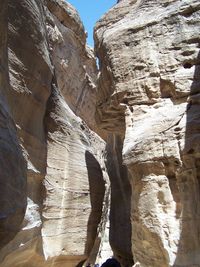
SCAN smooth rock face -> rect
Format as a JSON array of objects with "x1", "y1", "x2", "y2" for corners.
[
  {"x1": 42, "y1": 84, "x2": 109, "y2": 267},
  {"x1": 95, "y1": 0, "x2": 200, "y2": 266},
  {"x1": 0, "y1": 96, "x2": 26, "y2": 250},
  {"x1": 8, "y1": 0, "x2": 53, "y2": 174},
  {"x1": 0, "y1": 0, "x2": 53, "y2": 264},
  {"x1": 106, "y1": 134, "x2": 133, "y2": 267},
  {"x1": 0, "y1": 0, "x2": 111, "y2": 266},
  {"x1": 0, "y1": 0, "x2": 27, "y2": 250}
]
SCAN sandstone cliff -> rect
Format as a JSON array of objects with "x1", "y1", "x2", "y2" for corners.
[
  {"x1": 0, "y1": 0, "x2": 27, "y2": 250},
  {"x1": 1, "y1": 0, "x2": 200, "y2": 267},
  {"x1": 95, "y1": 0, "x2": 200, "y2": 266},
  {"x1": 0, "y1": 0, "x2": 110, "y2": 266}
]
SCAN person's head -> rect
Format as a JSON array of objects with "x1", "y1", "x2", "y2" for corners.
[{"x1": 101, "y1": 258, "x2": 121, "y2": 267}]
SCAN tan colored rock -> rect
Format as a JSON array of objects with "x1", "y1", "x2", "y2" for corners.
[
  {"x1": 7, "y1": 0, "x2": 53, "y2": 174},
  {"x1": 95, "y1": 0, "x2": 200, "y2": 266},
  {"x1": 0, "y1": 0, "x2": 53, "y2": 264},
  {"x1": 4, "y1": 0, "x2": 200, "y2": 266},
  {"x1": 0, "y1": 0, "x2": 111, "y2": 266},
  {"x1": 43, "y1": 1, "x2": 111, "y2": 264},
  {"x1": 42, "y1": 84, "x2": 110, "y2": 266},
  {"x1": 46, "y1": 0, "x2": 98, "y2": 131}
]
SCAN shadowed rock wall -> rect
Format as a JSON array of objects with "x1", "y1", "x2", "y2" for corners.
[{"x1": 0, "y1": 0, "x2": 27, "y2": 250}]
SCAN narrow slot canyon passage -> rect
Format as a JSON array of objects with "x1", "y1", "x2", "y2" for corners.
[{"x1": 0, "y1": 1, "x2": 200, "y2": 267}]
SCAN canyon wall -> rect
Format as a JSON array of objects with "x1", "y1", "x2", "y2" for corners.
[
  {"x1": 0, "y1": 0, "x2": 111, "y2": 266},
  {"x1": 0, "y1": 0, "x2": 27, "y2": 250},
  {"x1": 1, "y1": 0, "x2": 200, "y2": 267},
  {"x1": 95, "y1": 0, "x2": 200, "y2": 266}
]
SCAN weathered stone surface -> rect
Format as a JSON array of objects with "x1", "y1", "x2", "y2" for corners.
[
  {"x1": 2, "y1": 0, "x2": 200, "y2": 266},
  {"x1": 0, "y1": 0, "x2": 111, "y2": 266},
  {"x1": 42, "y1": 83, "x2": 110, "y2": 267},
  {"x1": 7, "y1": 0, "x2": 53, "y2": 174},
  {"x1": 0, "y1": 0, "x2": 53, "y2": 264},
  {"x1": 43, "y1": 2, "x2": 111, "y2": 265},
  {"x1": 106, "y1": 134, "x2": 133, "y2": 267},
  {"x1": 95, "y1": 0, "x2": 200, "y2": 266},
  {"x1": 0, "y1": 0, "x2": 27, "y2": 250},
  {"x1": 46, "y1": 0, "x2": 98, "y2": 131}
]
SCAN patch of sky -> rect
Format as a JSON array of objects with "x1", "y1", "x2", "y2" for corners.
[{"x1": 67, "y1": 0, "x2": 116, "y2": 47}]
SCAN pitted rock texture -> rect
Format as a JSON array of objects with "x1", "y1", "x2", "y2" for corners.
[
  {"x1": 95, "y1": 0, "x2": 200, "y2": 266},
  {"x1": 0, "y1": 0, "x2": 111, "y2": 266}
]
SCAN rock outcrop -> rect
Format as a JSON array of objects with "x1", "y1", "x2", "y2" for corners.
[
  {"x1": 0, "y1": 0, "x2": 110, "y2": 266},
  {"x1": 0, "y1": 0, "x2": 27, "y2": 250},
  {"x1": 1, "y1": 0, "x2": 200, "y2": 266},
  {"x1": 46, "y1": 0, "x2": 98, "y2": 131},
  {"x1": 95, "y1": 0, "x2": 200, "y2": 266}
]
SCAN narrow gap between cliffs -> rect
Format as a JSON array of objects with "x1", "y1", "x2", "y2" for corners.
[{"x1": 66, "y1": 0, "x2": 116, "y2": 47}]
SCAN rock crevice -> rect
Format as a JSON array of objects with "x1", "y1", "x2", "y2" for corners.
[{"x1": 0, "y1": 0, "x2": 200, "y2": 267}]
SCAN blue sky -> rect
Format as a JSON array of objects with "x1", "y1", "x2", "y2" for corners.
[{"x1": 67, "y1": 0, "x2": 116, "y2": 47}]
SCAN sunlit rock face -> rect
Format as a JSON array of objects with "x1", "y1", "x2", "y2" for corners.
[
  {"x1": 1, "y1": 0, "x2": 200, "y2": 266},
  {"x1": 46, "y1": 0, "x2": 98, "y2": 131},
  {"x1": 42, "y1": 84, "x2": 109, "y2": 267},
  {"x1": 0, "y1": 0, "x2": 110, "y2": 266},
  {"x1": 95, "y1": 0, "x2": 200, "y2": 266}
]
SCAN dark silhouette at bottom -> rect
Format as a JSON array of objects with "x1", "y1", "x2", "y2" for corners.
[{"x1": 101, "y1": 258, "x2": 121, "y2": 267}]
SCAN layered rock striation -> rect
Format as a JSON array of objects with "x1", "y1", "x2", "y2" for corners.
[
  {"x1": 0, "y1": 0, "x2": 27, "y2": 250},
  {"x1": 0, "y1": 0, "x2": 110, "y2": 266},
  {"x1": 95, "y1": 0, "x2": 200, "y2": 266},
  {"x1": 1, "y1": 0, "x2": 200, "y2": 267}
]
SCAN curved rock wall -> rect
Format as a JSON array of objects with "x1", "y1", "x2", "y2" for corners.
[
  {"x1": 1, "y1": 0, "x2": 200, "y2": 266},
  {"x1": 0, "y1": 0, "x2": 27, "y2": 249},
  {"x1": 94, "y1": 0, "x2": 200, "y2": 266},
  {"x1": 46, "y1": 0, "x2": 98, "y2": 131},
  {"x1": 0, "y1": 0, "x2": 111, "y2": 266}
]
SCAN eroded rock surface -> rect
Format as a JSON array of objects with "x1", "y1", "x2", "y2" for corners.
[
  {"x1": 46, "y1": 0, "x2": 98, "y2": 131},
  {"x1": 0, "y1": 0, "x2": 27, "y2": 250},
  {"x1": 1, "y1": 0, "x2": 200, "y2": 266},
  {"x1": 95, "y1": 0, "x2": 200, "y2": 266},
  {"x1": 0, "y1": 0, "x2": 111, "y2": 266}
]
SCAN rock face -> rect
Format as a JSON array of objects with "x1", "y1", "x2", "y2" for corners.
[
  {"x1": 0, "y1": 0, "x2": 110, "y2": 266},
  {"x1": 1, "y1": 0, "x2": 200, "y2": 267},
  {"x1": 0, "y1": 0, "x2": 27, "y2": 250},
  {"x1": 95, "y1": 0, "x2": 200, "y2": 266},
  {"x1": 46, "y1": 0, "x2": 98, "y2": 131}
]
